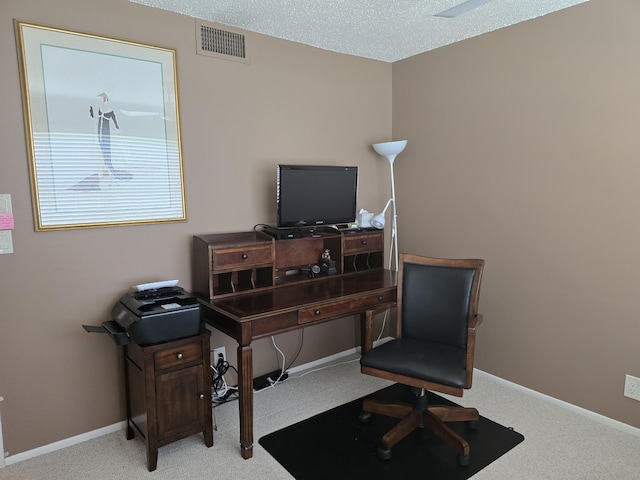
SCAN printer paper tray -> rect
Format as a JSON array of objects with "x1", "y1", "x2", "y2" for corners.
[{"x1": 82, "y1": 321, "x2": 130, "y2": 345}]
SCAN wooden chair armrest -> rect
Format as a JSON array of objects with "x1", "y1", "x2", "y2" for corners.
[
  {"x1": 362, "y1": 302, "x2": 396, "y2": 354},
  {"x1": 469, "y1": 314, "x2": 483, "y2": 331},
  {"x1": 368, "y1": 302, "x2": 397, "y2": 318}
]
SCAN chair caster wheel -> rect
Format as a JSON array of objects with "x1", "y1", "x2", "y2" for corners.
[
  {"x1": 377, "y1": 446, "x2": 392, "y2": 460},
  {"x1": 457, "y1": 453, "x2": 470, "y2": 466},
  {"x1": 466, "y1": 420, "x2": 479, "y2": 431},
  {"x1": 359, "y1": 411, "x2": 372, "y2": 423}
]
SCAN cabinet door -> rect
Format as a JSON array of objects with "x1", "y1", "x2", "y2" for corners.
[{"x1": 156, "y1": 364, "x2": 206, "y2": 442}]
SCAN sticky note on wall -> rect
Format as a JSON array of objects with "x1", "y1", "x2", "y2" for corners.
[
  {"x1": 0, "y1": 214, "x2": 13, "y2": 230},
  {"x1": 0, "y1": 194, "x2": 14, "y2": 254}
]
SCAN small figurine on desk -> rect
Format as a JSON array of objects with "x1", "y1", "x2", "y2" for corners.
[{"x1": 320, "y1": 248, "x2": 337, "y2": 275}]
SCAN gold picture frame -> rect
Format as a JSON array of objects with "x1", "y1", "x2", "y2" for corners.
[{"x1": 14, "y1": 21, "x2": 187, "y2": 230}]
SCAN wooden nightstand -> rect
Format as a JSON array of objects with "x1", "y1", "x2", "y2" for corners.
[{"x1": 123, "y1": 330, "x2": 213, "y2": 471}]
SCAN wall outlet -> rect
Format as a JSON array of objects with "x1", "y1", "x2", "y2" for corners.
[
  {"x1": 623, "y1": 374, "x2": 640, "y2": 401},
  {"x1": 212, "y1": 347, "x2": 226, "y2": 368}
]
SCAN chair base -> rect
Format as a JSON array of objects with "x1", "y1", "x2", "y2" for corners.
[{"x1": 361, "y1": 392, "x2": 479, "y2": 466}]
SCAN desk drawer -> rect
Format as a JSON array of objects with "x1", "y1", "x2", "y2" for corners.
[
  {"x1": 298, "y1": 291, "x2": 394, "y2": 324},
  {"x1": 154, "y1": 341, "x2": 203, "y2": 371},
  {"x1": 212, "y1": 245, "x2": 273, "y2": 270},
  {"x1": 343, "y1": 233, "x2": 384, "y2": 254}
]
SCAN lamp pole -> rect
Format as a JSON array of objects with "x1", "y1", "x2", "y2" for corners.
[
  {"x1": 372, "y1": 140, "x2": 407, "y2": 272},
  {"x1": 387, "y1": 155, "x2": 398, "y2": 272}
]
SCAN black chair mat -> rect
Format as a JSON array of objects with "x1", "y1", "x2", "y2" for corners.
[{"x1": 259, "y1": 383, "x2": 524, "y2": 480}]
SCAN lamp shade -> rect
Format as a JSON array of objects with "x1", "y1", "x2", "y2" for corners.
[
  {"x1": 372, "y1": 140, "x2": 407, "y2": 157},
  {"x1": 371, "y1": 214, "x2": 385, "y2": 229},
  {"x1": 371, "y1": 199, "x2": 393, "y2": 230}
]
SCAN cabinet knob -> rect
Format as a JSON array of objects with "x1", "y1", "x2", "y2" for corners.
[
  {"x1": 199, "y1": 393, "x2": 205, "y2": 399},
  {"x1": 361, "y1": 240, "x2": 367, "y2": 245},
  {"x1": 378, "y1": 296, "x2": 383, "y2": 301},
  {"x1": 242, "y1": 253, "x2": 248, "y2": 259},
  {"x1": 314, "y1": 309, "x2": 321, "y2": 316},
  {"x1": 176, "y1": 353, "x2": 183, "y2": 359}
]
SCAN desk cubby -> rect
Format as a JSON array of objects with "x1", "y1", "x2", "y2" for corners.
[
  {"x1": 193, "y1": 229, "x2": 385, "y2": 301},
  {"x1": 342, "y1": 231, "x2": 385, "y2": 273},
  {"x1": 193, "y1": 231, "x2": 275, "y2": 300}
]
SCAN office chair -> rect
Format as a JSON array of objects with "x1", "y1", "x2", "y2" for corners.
[{"x1": 359, "y1": 254, "x2": 484, "y2": 465}]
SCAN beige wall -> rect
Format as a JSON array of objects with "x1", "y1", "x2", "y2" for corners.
[
  {"x1": 2, "y1": 0, "x2": 638, "y2": 460},
  {"x1": 0, "y1": 0, "x2": 392, "y2": 454},
  {"x1": 393, "y1": 0, "x2": 639, "y2": 428}
]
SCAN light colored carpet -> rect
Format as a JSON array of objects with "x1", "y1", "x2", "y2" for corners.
[{"x1": 1, "y1": 354, "x2": 639, "y2": 479}]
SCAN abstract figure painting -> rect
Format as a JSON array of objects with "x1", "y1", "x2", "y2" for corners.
[
  {"x1": 74, "y1": 91, "x2": 133, "y2": 190},
  {"x1": 14, "y1": 21, "x2": 186, "y2": 230}
]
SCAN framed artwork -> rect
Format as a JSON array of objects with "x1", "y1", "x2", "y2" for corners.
[{"x1": 14, "y1": 21, "x2": 187, "y2": 230}]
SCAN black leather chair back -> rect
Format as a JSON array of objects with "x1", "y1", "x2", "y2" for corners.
[{"x1": 401, "y1": 262, "x2": 476, "y2": 349}]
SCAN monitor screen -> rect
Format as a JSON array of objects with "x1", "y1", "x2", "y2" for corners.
[{"x1": 277, "y1": 165, "x2": 358, "y2": 228}]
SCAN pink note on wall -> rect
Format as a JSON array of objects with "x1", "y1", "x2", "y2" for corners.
[{"x1": 0, "y1": 214, "x2": 14, "y2": 230}]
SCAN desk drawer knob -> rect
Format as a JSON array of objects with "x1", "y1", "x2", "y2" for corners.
[
  {"x1": 361, "y1": 240, "x2": 367, "y2": 245},
  {"x1": 176, "y1": 353, "x2": 183, "y2": 359},
  {"x1": 314, "y1": 309, "x2": 321, "y2": 316},
  {"x1": 378, "y1": 296, "x2": 383, "y2": 301},
  {"x1": 242, "y1": 253, "x2": 248, "y2": 259}
]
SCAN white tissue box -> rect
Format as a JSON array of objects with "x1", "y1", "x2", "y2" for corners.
[{"x1": 357, "y1": 212, "x2": 373, "y2": 228}]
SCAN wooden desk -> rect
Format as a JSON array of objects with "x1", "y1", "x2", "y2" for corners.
[{"x1": 199, "y1": 269, "x2": 397, "y2": 459}]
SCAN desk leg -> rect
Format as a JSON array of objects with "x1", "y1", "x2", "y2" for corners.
[
  {"x1": 237, "y1": 344, "x2": 254, "y2": 459},
  {"x1": 360, "y1": 311, "x2": 374, "y2": 354}
]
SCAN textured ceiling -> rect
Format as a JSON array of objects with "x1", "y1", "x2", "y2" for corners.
[{"x1": 129, "y1": 0, "x2": 590, "y2": 62}]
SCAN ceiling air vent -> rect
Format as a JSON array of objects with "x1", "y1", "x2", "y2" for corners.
[{"x1": 195, "y1": 20, "x2": 249, "y2": 64}]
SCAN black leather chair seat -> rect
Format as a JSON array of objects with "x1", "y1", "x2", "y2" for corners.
[{"x1": 361, "y1": 337, "x2": 467, "y2": 389}]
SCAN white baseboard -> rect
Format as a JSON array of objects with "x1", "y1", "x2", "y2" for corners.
[
  {"x1": 288, "y1": 347, "x2": 360, "y2": 375},
  {"x1": 474, "y1": 369, "x2": 640, "y2": 438},
  {"x1": 3, "y1": 345, "x2": 638, "y2": 467},
  {"x1": 0, "y1": 396, "x2": 5, "y2": 468},
  {"x1": 4, "y1": 421, "x2": 126, "y2": 466}
]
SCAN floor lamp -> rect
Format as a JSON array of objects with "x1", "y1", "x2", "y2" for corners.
[{"x1": 371, "y1": 140, "x2": 407, "y2": 272}]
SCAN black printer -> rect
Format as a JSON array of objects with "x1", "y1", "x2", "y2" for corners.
[{"x1": 84, "y1": 286, "x2": 202, "y2": 345}]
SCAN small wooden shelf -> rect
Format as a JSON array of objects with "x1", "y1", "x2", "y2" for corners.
[
  {"x1": 193, "y1": 229, "x2": 385, "y2": 301},
  {"x1": 193, "y1": 231, "x2": 275, "y2": 300},
  {"x1": 343, "y1": 231, "x2": 385, "y2": 273}
]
